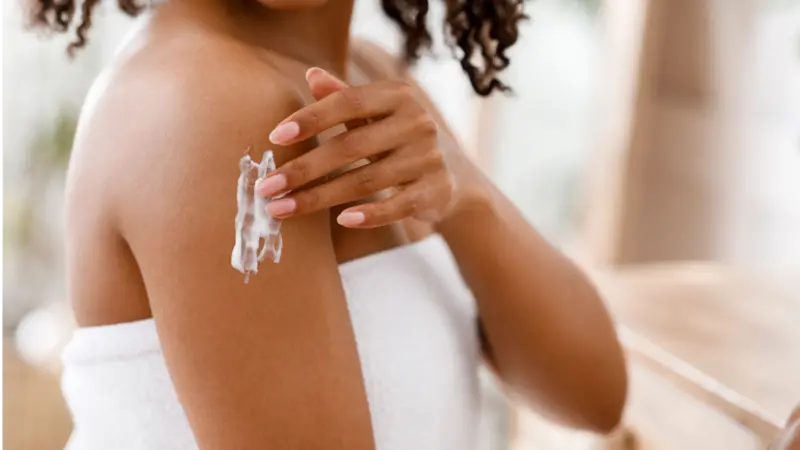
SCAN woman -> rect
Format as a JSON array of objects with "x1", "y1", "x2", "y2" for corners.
[{"x1": 36, "y1": 0, "x2": 627, "y2": 448}]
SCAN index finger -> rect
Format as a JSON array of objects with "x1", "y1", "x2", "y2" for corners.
[{"x1": 268, "y1": 82, "x2": 403, "y2": 146}]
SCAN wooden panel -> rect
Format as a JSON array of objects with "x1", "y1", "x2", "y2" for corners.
[
  {"x1": 619, "y1": 327, "x2": 780, "y2": 441},
  {"x1": 582, "y1": 0, "x2": 663, "y2": 265},
  {"x1": 509, "y1": 263, "x2": 797, "y2": 449},
  {"x1": 594, "y1": 263, "x2": 800, "y2": 422},
  {"x1": 3, "y1": 342, "x2": 72, "y2": 450},
  {"x1": 621, "y1": 363, "x2": 762, "y2": 450},
  {"x1": 510, "y1": 361, "x2": 762, "y2": 450},
  {"x1": 654, "y1": 0, "x2": 713, "y2": 105},
  {"x1": 583, "y1": 0, "x2": 768, "y2": 265}
]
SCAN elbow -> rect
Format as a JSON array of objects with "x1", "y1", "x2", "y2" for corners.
[
  {"x1": 584, "y1": 297, "x2": 630, "y2": 434},
  {"x1": 581, "y1": 363, "x2": 628, "y2": 435},
  {"x1": 557, "y1": 343, "x2": 628, "y2": 434},
  {"x1": 584, "y1": 397, "x2": 626, "y2": 435},
  {"x1": 514, "y1": 358, "x2": 629, "y2": 435},
  {"x1": 569, "y1": 389, "x2": 626, "y2": 435}
]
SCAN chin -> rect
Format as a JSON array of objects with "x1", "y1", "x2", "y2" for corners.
[{"x1": 258, "y1": 0, "x2": 329, "y2": 9}]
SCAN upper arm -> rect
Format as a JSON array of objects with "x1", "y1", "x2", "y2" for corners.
[{"x1": 116, "y1": 65, "x2": 374, "y2": 449}]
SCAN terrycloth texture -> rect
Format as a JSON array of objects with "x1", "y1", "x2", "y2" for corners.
[{"x1": 61, "y1": 235, "x2": 481, "y2": 450}]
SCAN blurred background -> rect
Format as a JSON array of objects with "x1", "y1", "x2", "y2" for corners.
[{"x1": 3, "y1": 0, "x2": 800, "y2": 449}]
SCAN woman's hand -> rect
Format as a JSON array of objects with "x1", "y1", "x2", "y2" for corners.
[{"x1": 255, "y1": 68, "x2": 481, "y2": 228}]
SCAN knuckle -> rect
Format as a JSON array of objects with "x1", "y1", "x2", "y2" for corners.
[
  {"x1": 401, "y1": 201, "x2": 417, "y2": 217},
  {"x1": 369, "y1": 205, "x2": 388, "y2": 222},
  {"x1": 353, "y1": 169, "x2": 377, "y2": 195},
  {"x1": 403, "y1": 193, "x2": 424, "y2": 216},
  {"x1": 420, "y1": 119, "x2": 438, "y2": 139},
  {"x1": 359, "y1": 206, "x2": 384, "y2": 226},
  {"x1": 340, "y1": 87, "x2": 366, "y2": 115},
  {"x1": 290, "y1": 159, "x2": 310, "y2": 184},
  {"x1": 424, "y1": 150, "x2": 446, "y2": 170},
  {"x1": 409, "y1": 112, "x2": 437, "y2": 139},
  {"x1": 339, "y1": 132, "x2": 363, "y2": 160},
  {"x1": 394, "y1": 80, "x2": 414, "y2": 96},
  {"x1": 386, "y1": 80, "x2": 414, "y2": 104},
  {"x1": 305, "y1": 108, "x2": 322, "y2": 129},
  {"x1": 300, "y1": 189, "x2": 321, "y2": 211}
]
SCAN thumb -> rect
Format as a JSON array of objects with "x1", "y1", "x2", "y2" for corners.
[
  {"x1": 306, "y1": 67, "x2": 368, "y2": 131},
  {"x1": 306, "y1": 67, "x2": 348, "y2": 101}
]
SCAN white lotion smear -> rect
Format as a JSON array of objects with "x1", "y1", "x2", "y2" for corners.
[{"x1": 231, "y1": 150, "x2": 283, "y2": 283}]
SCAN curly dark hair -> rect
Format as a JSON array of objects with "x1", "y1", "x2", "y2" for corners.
[{"x1": 29, "y1": 0, "x2": 525, "y2": 96}]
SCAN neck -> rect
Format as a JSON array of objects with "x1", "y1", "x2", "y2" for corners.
[{"x1": 160, "y1": 0, "x2": 354, "y2": 75}]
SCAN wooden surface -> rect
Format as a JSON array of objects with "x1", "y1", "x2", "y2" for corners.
[
  {"x1": 616, "y1": 326, "x2": 781, "y2": 441},
  {"x1": 6, "y1": 264, "x2": 798, "y2": 449},
  {"x1": 583, "y1": 0, "x2": 660, "y2": 265},
  {"x1": 3, "y1": 342, "x2": 72, "y2": 450},
  {"x1": 511, "y1": 263, "x2": 798, "y2": 449},
  {"x1": 512, "y1": 362, "x2": 764, "y2": 450},
  {"x1": 594, "y1": 263, "x2": 800, "y2": 422},
  {"x1": 584, "y1": 0, "x2": 782, "y2": 266}
]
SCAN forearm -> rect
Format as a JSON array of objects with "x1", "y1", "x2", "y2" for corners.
[{"x1": 437, "y1": 166, "x2": 627, "y2": 432}]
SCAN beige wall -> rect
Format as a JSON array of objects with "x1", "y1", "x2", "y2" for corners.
[{"x1": 587, "y1": 0, "x2": 800, "y2": 269}]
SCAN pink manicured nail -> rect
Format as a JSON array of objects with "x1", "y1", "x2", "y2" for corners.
[
  {"x1": 305, "y1": 67, "x2": 326, "y2": 82},
  {"x1": 337, "y1": 211, "x2": 365, "y2": 227},
  {"x1": 266, "y1": 198, "x2": 296, "y2": 217},
  {"x1": 269, "y1": 121, "x2": 299, "y2": 144},
  {"x1": 255, "y1": 174, "x2": 287, "y2": 197}
]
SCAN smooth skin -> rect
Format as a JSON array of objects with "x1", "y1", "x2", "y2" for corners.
[
  {"x1": 64, "y1": 0, "x2": 626, "y2": 448},
  {"x1": 258, "y1": 66, "x2": 629, "y2": 430},
  {"x1": 262, "y1": 66, "x2": 800, "y2": 449},
  {"x1": 261, "y1": 64, "x2": 800, "y2": 448},
  {"x1": 257, "y1": 69, "x2": 459, "y2": 227}
]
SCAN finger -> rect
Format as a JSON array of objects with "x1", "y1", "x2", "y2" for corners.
[
  {"x1": 269, "y1": 81, "x2": 406, "y2": 145},
  {"x1": 306, "y1": 68, "x2": 370, "y2": 131},
  {"x1": 306, "y1": 67, "x2": 348, "y2": 101},
  {"x1": 257, "y1": 116, "x2": 432, "y2": 197},
  {"x1": 265, "y1": 153, "x2": 423, "y2": 218},
  {"x1": 337, "y1": 181, "x2": 441, "y2": 228}
]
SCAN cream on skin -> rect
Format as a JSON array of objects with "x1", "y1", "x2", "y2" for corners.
[{"x1": 232, "y1": 151, "x2": 283, "y2": 282}]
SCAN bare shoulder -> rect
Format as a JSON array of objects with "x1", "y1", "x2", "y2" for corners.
[
  {"x1": 76, "y1": 29, "x2": 306, "y2": 157},
  {"x1": 64, "y1": 30, "x2": 325, "y2": 323},
  {"x1": 68, "y1": 30, "x2": 311, "y2": 233},
  {"x1": 80, "y1": 31, "x2": 306, "y2": 156},
  {"x1": 69, "y1": 34, "x2": 375, "y2": 450}
]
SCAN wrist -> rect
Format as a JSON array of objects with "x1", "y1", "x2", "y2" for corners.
[{"x1": 438, "y1": 162, "x2": 496, "y2": 232}]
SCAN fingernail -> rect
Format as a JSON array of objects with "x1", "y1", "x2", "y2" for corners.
[
  {"x1": 305, "y1": 67, "x2": 326, "y2": 82},
  {"x1": 337, "y1": 211, "x2": 365, "y2": 227},
  {"x1": 269, "y1": 121, "x2": 299, "y2": 144},
  {"x1": 267, "y1": 198, "x2": 296, "y2": 217},
  {"x1": 255, "y1": 174, "x2": 287, "y2": 197}
]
